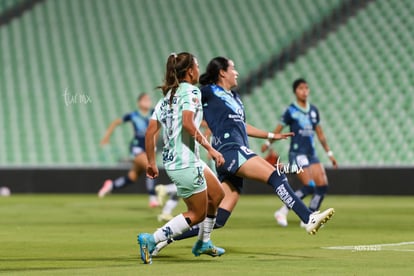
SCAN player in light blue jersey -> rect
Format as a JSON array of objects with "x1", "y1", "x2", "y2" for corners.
[
  {"x1": 137, "y1": 52, "x2": 225, "y2": 264},
  {"x1": 152, "y1": 57, "x2": 335, "y2": 256},
  {"x1": 262, "y1": 78, "x2": 338, "y2": 227},
  {"x1": 98, "y1": 93, "x2": 179, "y2": 217}
]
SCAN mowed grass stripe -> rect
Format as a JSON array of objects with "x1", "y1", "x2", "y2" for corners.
[{"x1": 0, "y1": 195, "x2": 413, "y2": 275}]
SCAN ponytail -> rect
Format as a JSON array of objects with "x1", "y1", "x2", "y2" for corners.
[
  {"x1": 159, "y1": 52, "x2": 195, "y2": 105},
  {"x1": 199, "y1": 57, "x2": 229, "y2": 86}
]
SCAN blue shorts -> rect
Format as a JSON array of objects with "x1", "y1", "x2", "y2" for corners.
[
  {"x1": 129, "y1": 138, "x2": 146, "y2": 157},
  {"x1": 288, "y1": 152, "x2": 320, "y2": 173},
  {"x1": 130, "y1": 145, "x2": 145, "y2": 157},
  {"x1": 216, "y1": 144, "x2": 257, "y2": 193}
]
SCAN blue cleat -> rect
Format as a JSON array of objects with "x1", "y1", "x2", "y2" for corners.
[
  {"x1": 137, "y1": 233, "x2": 156, "y2": 264},
  {"x1": 192, "y1": 240, "x2": 225, "y2": 257}
]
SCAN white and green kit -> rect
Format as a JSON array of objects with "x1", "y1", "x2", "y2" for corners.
[{"x1": 151, "y1": 82, "x2": 206, "y2": 198}]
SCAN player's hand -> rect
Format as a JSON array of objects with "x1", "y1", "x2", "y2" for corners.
[
  {"x1": 271, "y1": 132, "x2": 295, "y2": 140},
  {"x1": 147, "y1": 163, "x2": 159, "y2": 179},
  {"x1": 209, "y1": 148, "x2": 225, "y2": 167},
  {"x1": 330, "y1": 156, "x2": 338, "y2": 169},
  {"x1": 100, "y1": 136, "x2": 110, "y2": 146}
]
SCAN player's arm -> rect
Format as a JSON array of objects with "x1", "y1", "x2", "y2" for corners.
[
  {"x1": 261, "y1": 124, "x2": 284, "y2": 152},
  {"x1": 182, "y1": 111, "x2": 224, "y2": 167},
  {"x1": 200, "y1": 120, "x2": 212, "y2": 140},
  {"x1": 100, "y1": 118, "x2": 123, "y2": 146},
  {"x1": 145, "y1": 119, "x2": 161, "y2": 178},
  {"x1": 315, "y1": 125, "x2": 338, "y2": 168},
  {"x1": 246, "y1": 123, "x2": 293, "y2": 141}
]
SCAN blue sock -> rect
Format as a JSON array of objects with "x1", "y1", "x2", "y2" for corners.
[
  {"x1": 146, "y1": 177, "x2": 156, "y2": 196},
  {"x1": 214, "y1": 208, "x2": 231, "y2": 229},
  {"x1": 173, "y1": 207, "x2": 232, "y2": 241},
  {"x1": 112, "y1": 176, "x2": 134, "y2": 189},
  {"x1": 267, "y1": 171, "x2": 312, "y2": 223},
  {"x1": 294, "y1": 183, "x2": 315, "y2": 199},
  {"x1": 309, "y1": 185, "x2": 328, "y2": 211}
]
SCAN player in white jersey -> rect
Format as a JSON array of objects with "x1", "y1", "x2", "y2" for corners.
[{"x1": 137, "y1": 52, "x2": 225, "y2": 264}]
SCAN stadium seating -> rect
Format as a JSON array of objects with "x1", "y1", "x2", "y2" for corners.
[
  {"x1": 0, "y1": 0, "x2": 24, "y2": 14},
  {"x1": 0, "y1": 0, "x2": 342, "y2": 166},
  {"x1": 0, "y1": 0, "x2": 412, "y2": 166},
  {"x1": 243, "y1": 0, "x2": 414, "y2": 165}
]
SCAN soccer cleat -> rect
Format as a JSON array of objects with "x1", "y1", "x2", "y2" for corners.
[
  {"x1": 299, "y1": 221, "x2": 307, "y2": 228},
  {"x1": 137, "y1": 233, "x2": 156, "y2": 264},
  {"x1": 305, "y1": 208, "x2": 335, "y2": 235},
  {"x1": 155, "y1": 185, "x2": 168, "y2": 207},
  {"x1": 151, "y1": 238, "x2": 173, "y2": 257},
  {"x1": 192, "y1": 240, "x2": 225, "y2": 257},
  {"x1": 98, "y1": 180, "x2": 113, "y2": 198},
  {"x1": 274, "y1": 210, "x2": 288, "y2": 227},
  {"x1": 157, "y1": 213, "x2": 174, "y2": 222},
  {"x1": 149, "y1": 200, "x2": 160, "y2": 208}
]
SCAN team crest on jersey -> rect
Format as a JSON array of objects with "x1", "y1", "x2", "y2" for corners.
[
  {"x1": 310, "y1": 110, "x2": 317, "y2": 123},
  {"x1": 192, "y1": 96, "x2": 199, "y2": 105}
]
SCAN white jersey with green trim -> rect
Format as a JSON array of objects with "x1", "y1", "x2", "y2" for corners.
[{"x1": 152, "y1": 82, "x2": 203, "y2": 170}]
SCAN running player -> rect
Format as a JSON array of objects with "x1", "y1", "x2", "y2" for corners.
[
  {"x1": 152, "y1": 57, "x2": 335, "y2": 255},
  {"x1": 98, "y1": 93, "x2": 178, "y2": 212},
  {"x1": 137, "y1": 52, "x2": 225, "y2": 264},
  {"x1": 261, "y1": 78, "x2": 338, "y2": 227}
]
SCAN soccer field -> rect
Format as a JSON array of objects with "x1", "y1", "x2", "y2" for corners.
[{"x1": 1, "y1": 195, "x2": 413, "y2": 275}]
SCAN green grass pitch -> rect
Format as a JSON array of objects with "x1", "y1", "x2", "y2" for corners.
[{"x1": 1, "y1": 194, "x2": 413, "y2": 275}]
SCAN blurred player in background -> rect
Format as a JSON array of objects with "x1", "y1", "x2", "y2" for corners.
[
  {"x1": 138, "y1": 52, "x2": 225, "y2": 264},
  {"x1": 261, "y1": 78, "x2": 338, "y2": 227},
  {"x1": 98, "y1": 93, "x2": 178, "y2": 219},
  {"x1": 152, "y1": 57, "x2": 335, "y2": 256}
]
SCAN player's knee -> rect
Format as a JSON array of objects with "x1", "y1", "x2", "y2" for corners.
[{"x1": 128, "y1": 171, "x2": 137, "y2": 182}]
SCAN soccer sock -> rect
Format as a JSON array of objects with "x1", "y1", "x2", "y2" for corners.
[
  {"x1": 146, "y1": 177, "x2": 156, "y2": 196},
  {"x1": 162, "y1": 198, "x2": 179, "y2": 215},
  {"x1": 153, "y1": 214, "x2": 190, "y2": 243},
  {"x1": 112, "y1": 176, "x2": 134, "y2": 189},
  {"x1": 197, "y1": 215, "x2": 216, "y2": 242},
  {"x1": 163, "y1": 183, "x2": 178, "y2": 194},
  {"x1": 267, "y1": 171, "x2": 312, "y2": 223},
  {"x1": 173, "y1": 225, "x2": 200, "y2": 241},
  {"x1": 173, "y1": 208, "x2": 232, "y2": 241},
  {"x1": 295, "y1": 183, "x2": 315, "y2": 199},
  {"x1": 309, "y1": 185, "x2": 328, "y2": 211},
  {"x1": 215, "y1": 207, "x2": 231, "y2": 228}
]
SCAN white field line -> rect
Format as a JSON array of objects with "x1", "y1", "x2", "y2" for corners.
[{"x1": 322, "y1": 241, "x2": 414, "y2": 252}]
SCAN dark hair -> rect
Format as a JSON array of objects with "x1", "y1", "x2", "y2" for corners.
[
  {"x1": 199, "y1": 57, "x2": 230, "y2": 85},
  {"x1": 137, "y1": 92, "x2": 148, "y2": 102},
  {"x1": 292, "y1": 78, "x2": 307, "y2": 93},
  {"x1": 159, "y1": 52, "x2": 195, "y2": 104}
]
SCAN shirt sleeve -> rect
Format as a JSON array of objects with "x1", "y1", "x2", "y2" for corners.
[
  {"x1": 280, "y1": 107, "x2": 292, "y2": 126},
  {"x1": 313, "y1": 105, "x2": 320, "y2": 126},
  {"x1": 122, "y1": 112, "x2": 131, "y2": 122},
  {"x1": 151, "y1": 101, "x2": 161, "y2": 121},
  {"x1": 182, "y1": 87, "x2": 201, "y2": 113}
]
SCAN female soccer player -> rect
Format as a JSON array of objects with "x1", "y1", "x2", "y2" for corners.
[
  {"x1": 137, "y1": 52, "x2": 225, "y2": 264},
  {"x1": 261, "y1": 78, "x2": 338, "y2": 227},
  {"x1": 152, "y1": 57, "x2": 335, "y2": 256},
  {"x1": 98, "y1": 93, "x2": 179, "y2": 218}
]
